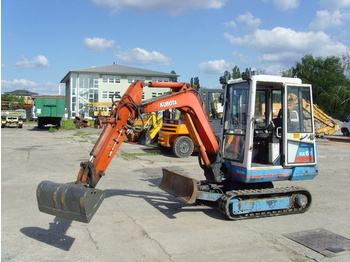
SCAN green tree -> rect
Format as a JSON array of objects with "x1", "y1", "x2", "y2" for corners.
[
  {"x1": 232, "y1": 66, "x2": 241, "y2": 79},
  {"x1": 170, "y1": 70, "x2": 178, "y2": 82},
  {"x1": 1, "y1": 94, "x2": 25, "y2": 110},
  {"x1": 289, "y1": 54, "x2": 350, "y2": 114},
  {"x1": 190, "y1": 77, "x2": 200, "y2": 89},
  {"x1": 223, "y1": 66, "x2": 263, "y2": 82},
  {"x1": 223, "y1": 66, "x2": 241, "y2": 81},
  {"x1": 281, "y1": 68, "x2": 294, "y2": 77},
  {"x1": 223, "y1": 70, "x2": 231, "y2": 80}
]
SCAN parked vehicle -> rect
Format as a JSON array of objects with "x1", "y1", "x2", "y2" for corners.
[
  {"x1": 341, "y1": 115, "x2": 350, "y2": 136},
  {"x1": 14, "y1": 109, "x2": 27, "y2": 122},
  {"x1": 34, "y1": 96, "x2": 65, "y2": 128},
  {"x1": 1, "y1": 110, "x2": 24, "y2": 128},
  {"x1": 157, "y1": 89, "x2": 224, "y2": 157}
]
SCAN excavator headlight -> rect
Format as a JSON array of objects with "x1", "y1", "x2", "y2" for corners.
[{"x1": 219, "y1": 76, "x2": 227, "y2": 85}]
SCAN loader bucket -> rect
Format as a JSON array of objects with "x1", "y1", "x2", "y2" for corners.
[
  {"x1": 159, "y1": 169, "x2": 199, "y2": 204},
  {"x1": 36, "y1": 181, "x2": 105, "y2": 223}
]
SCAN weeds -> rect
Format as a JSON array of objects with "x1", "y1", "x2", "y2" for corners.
[
  {"x1": 73, "y1": 130, "x2": 100, "y2": 144},
  {"x1": 120, "y1": 151, "x2": 160, "y2": 159},
  {"x1": 60, "y1": 119, "x2": 76, "y2": 130},
  {"x1": 49, "y1": 127, "x2": 58, "y2": 133}
]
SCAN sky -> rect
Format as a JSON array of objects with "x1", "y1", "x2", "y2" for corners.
[{"x1": 2, "y1": 0, "x2": 350, "y2": 95}]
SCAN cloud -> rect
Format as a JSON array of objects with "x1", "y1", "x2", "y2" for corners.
[
  {"x1": 263, "y1": 64, "x2": 285, "y2": 75},
  {"x1": 115, "y1": 48, "x2": 171, "y2": 65},
  {"x1": 199, "y1": 60, "x2": 234, "y2": 75},
  {"x1": 237, "y1": 12, "x2": 261, "y2": 27},
  {"x1": 224, "y1": 21, "x2": 236, "y2": 28},
  {"x1": 14, "y1": 55, "x2": 49, "y2": 69},
  {"x1": 1, "y1": 79, "x2": 59, "y2": 95},
  {"x1": 320, "y1": 0, "x2": 350, "y2": 9},
  {"x1": 310, "y1": 9, "x2": 350, "y2": 31},
  {"x1": 224, "y1": 27, "x2": 348, "y2": 64},
  {"x1": 2, "y1": 79, "x2": 37, "y2": 88},
  {"x1": 232, "y1": 51, "x2": 255, "y2": 64},
  {"x1": 83, "y1": 37, "x2": 115, "y2": 52},
  {"x1": 263, "y1": 0, "x2": 300, "y2": 10},
  {"x1": 91, "y1": 0, "x2": 227, "y2": 15}
]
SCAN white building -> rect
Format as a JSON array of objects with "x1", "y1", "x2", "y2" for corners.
[{"x1": 61, "y1": 64, "x2": 178, "y2": 118}]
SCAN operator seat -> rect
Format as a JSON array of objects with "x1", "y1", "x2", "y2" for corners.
[{"x1": 272, "y1": 109, "x2": 283, "y2": 130}]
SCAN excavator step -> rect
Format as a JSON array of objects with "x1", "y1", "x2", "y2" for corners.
[
  {"x1": 36, "y1": 181, "x2": 105, "y2": 223},
  {"x1": 159, "y1": 169, "x2": 199, "y2": 204}
]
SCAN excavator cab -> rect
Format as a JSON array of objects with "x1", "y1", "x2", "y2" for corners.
[{"x1": 222, "y1": 75, "x2": 318, "y2": 184}]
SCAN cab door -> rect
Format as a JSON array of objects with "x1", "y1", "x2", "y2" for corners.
[
  {"x1": 282, "y1": 84, "x2": 317, "y2": 167},
  {"x1": 200, "y1": 89, "x2": 224, "y2": 135}
]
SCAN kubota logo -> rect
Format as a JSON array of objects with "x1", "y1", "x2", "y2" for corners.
[{"x1": 160, "y1": 100, "x2": 177, "y2": 108}]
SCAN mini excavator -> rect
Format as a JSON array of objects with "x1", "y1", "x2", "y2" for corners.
[{"x1": 37, "y1": 74, "x2": 318, "y2": 222}]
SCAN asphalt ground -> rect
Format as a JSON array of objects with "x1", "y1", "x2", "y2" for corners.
[{"x1": 1, "y1": 124, "x2": 350, "y2": 262}]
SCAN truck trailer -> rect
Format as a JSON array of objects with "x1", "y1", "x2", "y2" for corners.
[{"x1": 34, "y1": 96, "x2": 65, "y2": 128}]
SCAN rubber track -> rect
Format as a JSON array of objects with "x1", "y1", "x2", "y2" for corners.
[{"x1": 218, "y1": 186, "x2": 312, "y2": 220}]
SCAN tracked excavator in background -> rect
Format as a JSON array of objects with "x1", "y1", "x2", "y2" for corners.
[{"x1": 37, "y1": 74, "x2": 318, "y2": 223}]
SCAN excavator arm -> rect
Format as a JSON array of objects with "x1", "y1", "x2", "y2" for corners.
[
  {"x1": 78, "y1": 81, "x2": 219, "y2": 187},
  {"x1": 37, "y1": 81, "x2": 221, "y2": 223}
]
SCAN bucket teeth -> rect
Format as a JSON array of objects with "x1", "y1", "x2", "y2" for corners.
[
  {"x1": 36, "y1": 181, "x2": 105, "y2": 223},
  {"x1": 159, "y1": 169, "x2": 199, "y2": 204}
]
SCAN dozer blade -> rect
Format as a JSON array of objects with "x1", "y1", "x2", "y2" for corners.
[
  {"x1": 159, "y1": 169, "x2": 199, "y2": 204},
  {"x1": 36, "y1": 181, "x2": 105, "y2": 223}
]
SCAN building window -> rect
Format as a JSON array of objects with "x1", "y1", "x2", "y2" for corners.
[
  {"x1": 102, "y1": 75, "x2": 121, "y2": 84},
  {"x1": 89, "y1": 93, "x2": 95, "y2": 103},
  {"x1": 102, "y1": 91, "x2": 108, "y2": 99},
  {"x1": 102, "y1": 91, "x2": 121, "y2": 99},
  {"x1": 152, "y1": 92, "x2": 163, "y2": 98},
  {"x1": 151, "y1": 77, "x2": 169, "y2": 82},
  {"x1": 128, "y1": 76, "x2": 145, "y2": 83},
  {"x1": 110, "y1": 91, "x2": 120, "y2": 99}
]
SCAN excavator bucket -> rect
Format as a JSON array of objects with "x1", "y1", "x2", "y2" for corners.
[
  {"x1": 159, "y1": 169, "x2": 199, "y2": 204},
  {"x1": 138, "y1": 130, "x2": 152, "y2": 145},
  {"x1": 36, "y1": 181, "x2": 105, "y2": 223}
]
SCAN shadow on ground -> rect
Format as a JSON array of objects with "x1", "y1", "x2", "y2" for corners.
[{"x1": 20, "y1": 217, "x2": 75, "y2": 251}]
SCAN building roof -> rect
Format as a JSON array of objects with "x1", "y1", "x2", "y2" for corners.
[
  {"x1": 4, "y1": 89, "x2": 39, "y2": 96},
  {"x1": 61, "y1": 64, "x2": 179, "y2": 83}
]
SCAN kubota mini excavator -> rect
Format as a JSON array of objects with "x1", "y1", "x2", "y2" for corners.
[{"x1": 37, "y1": 75, "x2": 318, "y2": 223}]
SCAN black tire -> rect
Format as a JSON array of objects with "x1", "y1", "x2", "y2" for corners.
[
  {"x1": 172, "y1": 136, "x2": 194, "y2": 158},
  {"x1": 56, "y1": 118, "x2": 62, "y2": 128},
  {"x1": 343, "y1": 128, "x2": 350, "y2": 137},
  {"x1": 18, "y1": 124, "x2": 23, "y2": 128},
  {"x1": 38, "y1": 118, "x2": 44, "y2": 129}
]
